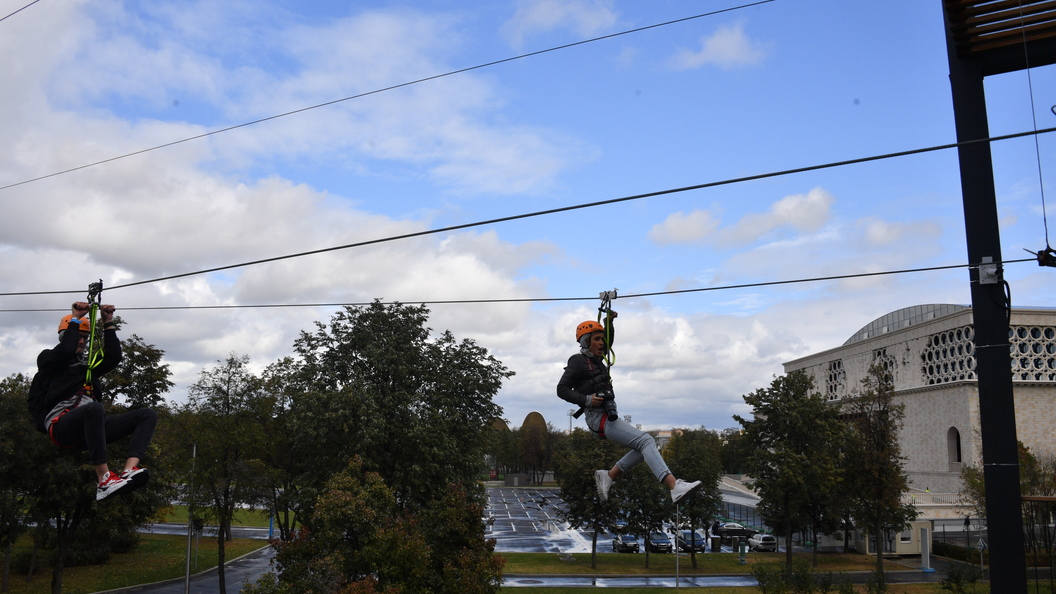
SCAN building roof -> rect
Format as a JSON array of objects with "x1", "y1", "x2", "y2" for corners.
[{"x1": 843, "y1": 304, "x2": 970, "y2": 346}]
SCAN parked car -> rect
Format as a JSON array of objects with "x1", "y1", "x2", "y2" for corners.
[
  {"x1": 646, "y1": 532, "x2": 673, "y2": 553},
  {"x1": 612, "y1": 534, "x2": 640, "y2": 553},
  {"x1": 675, "y1": 530, "x2": 706, "y2": 552},
  {"x1": 715, "y1": 522, "x2": 757, "y2": 540},
  {"x1": 748, "y1": 533, "x2": 778, "y2": 552}
]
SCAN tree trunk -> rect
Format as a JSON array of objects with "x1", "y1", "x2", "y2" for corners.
[
  {"x1": 2, "y1": 541, "x2": 11, "y2": 593},
  {"x1": 784, "y1": 502, "x2": 793, "y2": 571},
  {"x1": 590, "y1": 527, "x2": 598, "y2": 569},
  {"x1": 875, "y1": 513, "x2": 884, "y2": 589},
  {"x1": 217, "y1": 520, "x2": 227, "y2": 594},
  {"x1": 50, "y1": 538, "x2": 66, "y2": 594}
]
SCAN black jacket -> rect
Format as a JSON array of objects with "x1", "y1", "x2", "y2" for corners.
[
  {"x1": 30, "y1": 321, "x2": 122, "y2": 432},
  {"x1": 556, "y1": 321, "x2": 615, "y2": 412}
]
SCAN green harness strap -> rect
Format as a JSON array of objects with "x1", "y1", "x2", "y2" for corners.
[
  {"x1": 597, "y1": 289, "x2": 617, "y2": 368},
  {"x1": 83, "y1": 281, "x2": 105, "y2": 387}
]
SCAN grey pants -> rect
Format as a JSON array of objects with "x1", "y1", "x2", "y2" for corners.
[{"x1": 589, "y1": 412, "x2": 672, "y2": 481}]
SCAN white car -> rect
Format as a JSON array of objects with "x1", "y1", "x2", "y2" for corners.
[{"x1": 748, "y1": 533, "x2": 778, "y2": 552}]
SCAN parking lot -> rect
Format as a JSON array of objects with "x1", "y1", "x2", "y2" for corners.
[{"x1": 485, "y1": 486, "x2": 777, "y2": 555}]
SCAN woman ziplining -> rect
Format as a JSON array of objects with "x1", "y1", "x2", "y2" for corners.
[
  {"x1": 28, "y1": 282, "x2": 157, "y2": 501},
  {"x1": 556, "y1": 290, "x2": 700, "y2": 504}
]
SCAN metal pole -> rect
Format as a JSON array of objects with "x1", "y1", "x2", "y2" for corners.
[
  {"x1": 184, "y1": 443, "x2": 197, "y2": 594},
  {"x1": 675, "y1": 503, "x2": 680, "y2": 589},
  {"x1": 942, "y1": 5, "x2": 1027, "y2": 591}
]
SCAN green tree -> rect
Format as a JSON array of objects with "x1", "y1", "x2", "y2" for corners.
[
  {"x1": 254, "y1": 357, "x2": 306, "y2": 541},
  {"x1": 663, "y1": 427, "x2": 724, "y2": 569},
  {"x1": 246, "y1": 458, "x2": 503, "y2": 594},
  {"x1": 553, "y1": 428, "x2": 624, "y2": 568},
  {"x1": 960, "y1": 441, "x2": 1056, "y2": 517},
  {"x1": 718, "y1": 427, "x2": 751, "y2": 475},
  {"x1": 289, "y1": 301, "x2": 510, "y2": 514},
  {"x1": 0, "y1": 374, "x2": 48, "y2": 592},
  {"x1": 520, "y1": 419, "x2": 561, "y2": 485},
  {"x1": 615, "y1": 463, "x2": 667, "y2": 568},
  {"x1": 844, "y1": 364, "x2": 918, "y2": 586},
  {"x1": 174, "y1": 353, "x2": 269, "y2": 594},
  {"x1": 735, "y1": 371, "x2": 846, "y2": 570},
  {"x1": 99, "y1": 333, "x2": 174, "y2": 410}
]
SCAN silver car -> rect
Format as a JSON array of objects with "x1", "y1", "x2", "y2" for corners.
[{"x1": 748, "y1": 533, "x2": 778, "y2": 552}]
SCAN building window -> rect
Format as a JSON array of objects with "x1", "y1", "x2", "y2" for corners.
[
  {"x1": 1008, "y1": 325, "x2": 1056, "y2": 381},
  {"x1": 921, "y1": 326, "x2": 976, "y2": 385},
  {"x1": 947, "y1": 427, "x2": 962, "y2": 472},
  {"x1": 826, "y1": 360, "x2": 845, "y2": 401},
  {"x1": 900, "y1": 529, "x2": 912, "y2": 544}
]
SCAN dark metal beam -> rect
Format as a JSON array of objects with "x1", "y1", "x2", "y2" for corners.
[{"x1": 943, "y1": 5, "x2": 1027, "y2": 591}]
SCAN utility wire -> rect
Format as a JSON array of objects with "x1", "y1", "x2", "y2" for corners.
[
  {"x1": 0, "y1": 0, "x2": 777, "y2": 193},
  {"x1": 1, "y1": 125, "x2": 1054, "y2": 299},
  {"x1": 1015, "y1": 0, "x2": 1052, "y2": 247},
  {"x1": 0, "y1": 258, "x2": 1038, "y2": 313},
  {"x1": 0, "y1": 0, "x2": 41, "y2": 23}
]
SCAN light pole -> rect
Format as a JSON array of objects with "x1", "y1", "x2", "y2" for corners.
[{"x1": 184, "y1": 443, "x2": 197, "y2": 594}]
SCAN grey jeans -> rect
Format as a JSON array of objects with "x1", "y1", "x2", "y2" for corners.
[{"x1": 587, "y1": 411, "x2": 671, "y2": 481}]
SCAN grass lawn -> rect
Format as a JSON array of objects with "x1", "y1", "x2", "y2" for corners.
[
  {"x1": 500, "y1": 551, "x2": 905, "y2": 574},
  {"x1": 498, "y1": 552, "x2": 1000, "y2": 593},
  {"x1": 502, "y1": 583, "x2": 971, "y2": 587},
  {"x1": 3, "y1": 534, "x2": 266, "y2": 594},
  {"x1": 158, "y1": 505, "x2": 273, "y2": 528}
]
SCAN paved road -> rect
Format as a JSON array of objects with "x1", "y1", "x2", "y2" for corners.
[{"x1": 102, "y1": 546, "x2": 275, "y2": 594}]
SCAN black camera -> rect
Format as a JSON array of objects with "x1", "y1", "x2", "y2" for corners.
[{"x1": 597, "y1": 389, "x2": 618, "y2": 422}]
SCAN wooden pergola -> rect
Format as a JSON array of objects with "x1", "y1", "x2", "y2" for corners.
[{"x1": 944, "y1": 0, "x2": 1056, "y2": 74}]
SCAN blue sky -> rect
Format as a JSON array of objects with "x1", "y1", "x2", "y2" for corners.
[{"x1": 0, "y1": 0, "x2": 1052, "y2": 431}]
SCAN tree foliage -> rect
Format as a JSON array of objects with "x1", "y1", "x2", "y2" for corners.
[
  {"x1": 552, "y1": 428, "x2": 624, "y2": 568},
  {"x1": 245, "y1": 458, "x2": 503, "y2": 594},
  {"x1": 99, "y1": 333, "x2": 173, "y2": 410},
  {"x1": 172, "y1": 353, "x2": 270, "y2": 594},
  {"x1": 734, "y1": 371, "x2": 847, "y2": 570},
  {"x1": 843, "y1": 364, "x2": 918, "y2": 584},
  {"x1": 663, "y1": 427, "x2": 724, "y2": 569},
  {"x1": 289, "y1": 301, "x2": 511, "y2": 514},
  {"x1": 960, "y1": 441, "x2": 1056, "y2": 519}
]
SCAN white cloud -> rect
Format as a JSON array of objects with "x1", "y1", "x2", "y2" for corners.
[
  {"x1": 648, "y1": 210, "x2": 720, "y2": 244},
  {"x1": 649, "y1": 187, "x2": 834, "y2": 247},
  {"x1": 502, "y1": 0, "x2": 618, "y2": 47},
  {"x1": 670, "y1": 22, "x2": 767, "y2": 71}
]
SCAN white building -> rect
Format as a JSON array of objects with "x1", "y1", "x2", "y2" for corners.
[{"x1": 783, "y1": 304, "x2": 1056, "y2": 520}]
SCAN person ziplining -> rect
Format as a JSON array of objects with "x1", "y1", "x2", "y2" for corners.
[
  {"x1": 28, "y1": 281, "x2": 157, "y2": 501},
  {"x1": 557, "y1": 289, "x2": 700, "y2": 504}
]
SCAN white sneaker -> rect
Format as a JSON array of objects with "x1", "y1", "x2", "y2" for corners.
[
  {"x1": 671, "y1": 479, "x2": 701, "y2": 503},
  {"x1": 96, "y1": 471, "x2": 131, "y2": 501},
  {"x1": 594, "y1": 470, "x2": 613, "y2": 501}
]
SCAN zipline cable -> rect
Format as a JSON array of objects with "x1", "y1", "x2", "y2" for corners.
[
  {"x1": 0, "y1": 0, "x2": 777, "y2": 193},
  {"x1": 1, "y1": 125, "x2": 1049, "y2": 299},
  {"x1": 0, "y1": 258, "x2": 1037, "y2": 313},
  {"x1": 1015, "y1": 0, "x2": 1052, "y2": 250},
  {"x1": 0, "y1": 0, "x2": 42, "y2": 24}
]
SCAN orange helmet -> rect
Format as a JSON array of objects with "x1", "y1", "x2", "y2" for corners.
[
  {"x1": 58, "y1": 314, "x2": 91, "y2": 334},
  {"x1": 576, "y1": 320, "x2": 605, "y2": 341}
]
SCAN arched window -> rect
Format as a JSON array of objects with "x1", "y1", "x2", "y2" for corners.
[{"x1": 947, "y1": 427, "x2": 962, "y2": 472}]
